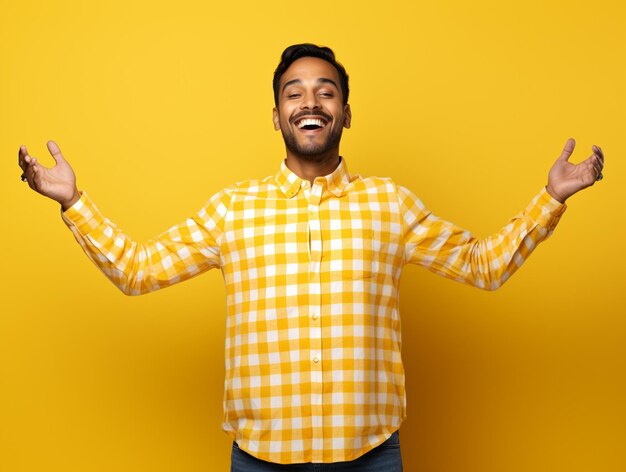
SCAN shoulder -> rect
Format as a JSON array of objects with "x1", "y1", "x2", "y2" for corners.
[
  {"x1": 202, "y1": 174, "x2": 276, "y2": 203},
  {"x1": 353, "y1": 175, "x2": 426, "y2": 212},
  {"x1": 349, "y1": 174, "x2": 397, "y2": 193},
  {"x1": 349, "y1": 175, "x2": 421, "y2": 201},
  {"x1": 223, "y1": 174, "x2": 282, "y2": 196}
]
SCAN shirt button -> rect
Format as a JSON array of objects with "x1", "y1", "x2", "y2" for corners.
[
  {"x1": 313, "y1": 357, "x2": 320, "y2": 364},
  {"x1": 311, "y1": 313, "x2": 319, "y2": 321}
]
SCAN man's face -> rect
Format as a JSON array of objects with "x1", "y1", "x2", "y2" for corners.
[{"x1": 273, "y1": 57, "x2": 351, "y2": 161}]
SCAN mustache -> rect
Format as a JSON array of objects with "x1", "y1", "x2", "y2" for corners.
[{"x1": 290, "y1": 110, "x2": 332, "y2": 124}]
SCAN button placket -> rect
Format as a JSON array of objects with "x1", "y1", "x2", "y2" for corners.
[{"x1": 307, "y1": 182, "x2": 324, "y2": 460}]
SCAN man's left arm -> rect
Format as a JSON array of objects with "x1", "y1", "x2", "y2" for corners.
[{"x1": 399, "y1": 138, "x2": 604, "y2": 290}]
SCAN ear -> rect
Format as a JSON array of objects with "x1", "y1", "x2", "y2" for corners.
[
  {"x1": 343, "y1": 104, "x2": 352, "y2": 129},
  {"x1": 273, "y1": 107, "x2": 281, "y2": 131}
]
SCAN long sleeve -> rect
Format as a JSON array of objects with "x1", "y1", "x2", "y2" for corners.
[
  {"x1": 397, "y1": 185, "x2": 567, "y2": 290},
  {"x1": 61, "y1": 189, "x2": 232, "y2": 295}
]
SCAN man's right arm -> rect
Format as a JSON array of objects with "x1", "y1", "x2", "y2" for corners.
[
  {"x1": 19, "y1": 141, "x2": 228, "y2": 295},
  {"x1": 62, "y1": 191, "x2": 227, "y2": 295}
]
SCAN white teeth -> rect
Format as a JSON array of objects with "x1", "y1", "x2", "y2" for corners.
[{"x1": 296, "y1": 118, "x2": 326, "y2": 129}]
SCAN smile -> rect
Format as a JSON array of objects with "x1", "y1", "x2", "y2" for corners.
[{"x1": 294, "y1": 117, "x2": 328, "y2": 130}]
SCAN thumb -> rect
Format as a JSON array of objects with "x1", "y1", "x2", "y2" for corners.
[
  {"x1": 556, "y1": 137, "x2": 576, "y2": 162},
  {"x1": 47, "y1": 140, "x2": 67, "y2": 164}
]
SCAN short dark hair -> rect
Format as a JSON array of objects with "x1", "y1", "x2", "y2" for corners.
[{"x1": 273, "y1": 43, "x2": 350, "y2": 106}]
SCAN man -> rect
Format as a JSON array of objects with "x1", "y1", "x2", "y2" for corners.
[{"x1": 18, "y1": 43, "x2": 604, "y2": 471}]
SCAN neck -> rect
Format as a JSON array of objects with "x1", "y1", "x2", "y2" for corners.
[{"x1": 285, "y1": 151, "x2": 341, "y2": 184}]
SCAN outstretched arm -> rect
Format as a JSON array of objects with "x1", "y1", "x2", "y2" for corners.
[
  {"x1": 18, "y1": 141, "x2": 228, "y2": 295},
  {"x1": 400, "y1": 139, "x2": 605, "y2": 290}
]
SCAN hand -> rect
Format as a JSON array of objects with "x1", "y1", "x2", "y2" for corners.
[
  {"x1": 18, "y1": 141, "x2": 80, "y2": 210},
  {"x1": 546, "y1": 138, "x2": 604, "y2": 203}
]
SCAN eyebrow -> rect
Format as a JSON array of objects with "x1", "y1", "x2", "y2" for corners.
[{"x1": 282, "y1": 77, "x2": 339, "y2": 93}]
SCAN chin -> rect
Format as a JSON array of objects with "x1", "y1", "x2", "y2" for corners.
[{"x1": 290, "y1": 138, "x2": 342, "y2": 157}]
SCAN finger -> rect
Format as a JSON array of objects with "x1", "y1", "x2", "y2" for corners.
[
  {"x1": 594, "y1": 159, "x2": 604, "y2": 177},
  {"x1": 26, "y1": 157, "x2": 39, "y2": 175},
  {"x1": 592, "y1": 144, "x2": 604, "y2": 160},
  {"x1": 18, "y1": 145, "x2": 25, "y2": 167},
  {"x1": 592, "y1": 145, "x2": 605, "y2": 169},
  {"x1": 589, "y1": 153, "x2": 604, "y2": 170},
  {"x1": 593, "y1": 160, "x2": 603, "y2": 177},
  {"x1": 30, "y1": 165, "x2": 42, "y2": 192},
  {"x1": 47, "y1": 140, "x2": 66, "y2": 164},
  {"x1": 557, "y1": 138, "x2": 576, "y2": 162},
  {"x1": 24, "y1": 159, "x2": 37, "y2": 190},
  {"x1": 586, "y1": 156, "x2": 602, "y2": 180},
  {"x1": 18, "y1": 145, "x2": 29, "y2": 170},
  {"x1": 24, "y1": 155, "x2": 37, "y2": 168},
  {"x1": 30, "y1": 160, "x2": 47, "y2": 192},
  {"x1": 595, "y1": 152, "x2": 604, "y2": 168}
]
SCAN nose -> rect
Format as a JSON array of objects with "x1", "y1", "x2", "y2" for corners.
[{"x1": 300, "y1": 90, "x2": 320, "y2": 110}]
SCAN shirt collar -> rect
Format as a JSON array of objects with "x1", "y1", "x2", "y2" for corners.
[{"x1": 275, "y1": 157, "x2": 352, "y2": 199}]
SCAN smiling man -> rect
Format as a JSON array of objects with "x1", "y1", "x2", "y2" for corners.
[
  {"x1": 18, "y1": 43, "x2": 604, "y2": 471},
  {"x1": 272, "y1": 52, "x2": 351, "y2": 178}
]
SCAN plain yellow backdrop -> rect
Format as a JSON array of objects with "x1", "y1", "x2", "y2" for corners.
[{"x1": 1, "y1": 0, "x2": 624, "y2": 470}]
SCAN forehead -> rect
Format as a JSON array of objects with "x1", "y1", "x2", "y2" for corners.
[{"x1": 280, "y1": 56, "x2": 341, "y2": 88}]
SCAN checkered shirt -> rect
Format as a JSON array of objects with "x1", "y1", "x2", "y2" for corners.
[{"x1": 62, "y1": 158, "x2": 566, "y2": 464}]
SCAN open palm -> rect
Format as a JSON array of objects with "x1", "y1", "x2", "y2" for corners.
[
  {"x1": 19, "y1": 141, "x2": 79, "y2": 208},
  {"x1": 546, "y1": 138, "x2": 604, "y2": 203}
]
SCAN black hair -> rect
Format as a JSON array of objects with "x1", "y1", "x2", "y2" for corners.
[{"x1": 273, "y1": 43, "x2": 350, "y2": 106}]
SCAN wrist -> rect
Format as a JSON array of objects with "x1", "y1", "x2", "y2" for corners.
[
  {"x1": 545, "y1": 184, "x2": 567, "y2": 204},
  {"x1": 60, "y1": 189, "x2": 80, "y2": 211}
]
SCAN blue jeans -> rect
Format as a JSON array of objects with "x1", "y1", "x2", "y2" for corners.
[{"x1": 230, "y1": 431, "x2": 403, "y2": 471}]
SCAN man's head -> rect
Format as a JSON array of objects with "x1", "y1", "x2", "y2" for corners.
[
  {"x1": 273, "y1": 44, "x2": 350, "y2": 107},
  {"x1": 272, "y1": 44, "x2": 351, "y2": 163}
]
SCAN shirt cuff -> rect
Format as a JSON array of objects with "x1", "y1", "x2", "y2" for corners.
[
  {"x1": 61, "y1": 191, "x2": 106, "y2": 236},
  {"x1": 525, "y1": 187, "x2": 567, "y2": 232}
]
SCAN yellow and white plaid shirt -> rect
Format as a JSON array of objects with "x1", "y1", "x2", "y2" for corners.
[{"x1": 62, "y1": 158, "x2": 565, "y2": 464}]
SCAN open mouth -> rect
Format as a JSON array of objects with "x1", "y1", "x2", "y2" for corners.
[{"x1": 294, "y1": 117, "x2": 328, "y2": 131}]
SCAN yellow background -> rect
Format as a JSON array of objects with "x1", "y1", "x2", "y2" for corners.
[{"x1": 1, "y1": 0, "x2": 624, "y2": 470}]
